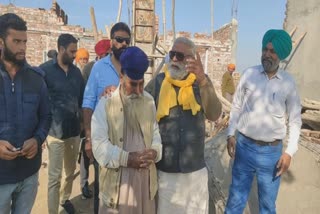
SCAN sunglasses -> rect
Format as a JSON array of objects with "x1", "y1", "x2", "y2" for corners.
[
  {"x1": 169, "y1": 51, "x2": 188, "y2": 61},
  {"x1": 113, "y1": 36, "x2": 131, "y2": 45}
]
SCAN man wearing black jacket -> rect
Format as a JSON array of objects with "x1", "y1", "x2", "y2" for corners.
[
  {"x1": 0, "y1": 13, "x2": 51, "y2": 214},
  {"x1": 40, "y1": 33, "x2": 85, "y2": 214}
]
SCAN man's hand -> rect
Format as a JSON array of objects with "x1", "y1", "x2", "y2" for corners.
[
  {"x1": 85, "y1": 139, "x2": 94, "y2": 162},
  {"x1": 99, "y1": 85, "x2": 117, "y2": 98},
  {"x1": 186, "y1": 52, "x2": 206, "y2": 83},
  {"x1": 0, "y1": 140, "x2": 21, "y2": 160},
  {"x1": 139, "y1": 149, "x2": 157, "y2": 168},
  {"x1": 127, "y1": 151, "x2": 144, "y2": 169},
  {"x1": 276, "y1": 153, "x2": 292, "y2": 177},
  {"x1": 21, "y1": 138, "x2": 38, "y2": 159},
  {"x1": 227, "y1": 136, "x2": 236, "y2": 158}
]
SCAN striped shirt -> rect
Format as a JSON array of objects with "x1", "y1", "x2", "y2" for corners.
[{"x1": 227, "y1": 65, "x2": 302, "y2": 156}]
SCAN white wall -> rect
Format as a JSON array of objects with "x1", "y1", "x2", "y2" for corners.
[{"x1": 284, "y1": 0, "x2": 320, "y2": 100}]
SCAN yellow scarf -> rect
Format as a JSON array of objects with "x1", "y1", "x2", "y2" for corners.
[{"x1": 156, "y1": 67, "x2": 201, "y2": 121}]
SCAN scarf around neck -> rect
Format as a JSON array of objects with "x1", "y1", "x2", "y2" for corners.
[{"x1": 156, "y1": 66, "x2": 201, "y2": 121}]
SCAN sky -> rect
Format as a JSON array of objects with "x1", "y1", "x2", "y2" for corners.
[{"x1": 0, "y1": 0, "x2": 287, "y2": 72}]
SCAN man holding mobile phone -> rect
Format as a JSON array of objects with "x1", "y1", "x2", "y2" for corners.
[
  {"x1": 10, "y1": 147, "x2": 22, "y2": 152},
  {"x1": 0, "y1": 13, "x2": 51, "y2": 214}
]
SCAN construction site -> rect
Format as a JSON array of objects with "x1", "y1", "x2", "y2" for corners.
[{"x1": 0, "y1": 0, "x2": 319, "y2": 213}]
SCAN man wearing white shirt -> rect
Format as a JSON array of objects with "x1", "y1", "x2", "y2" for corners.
[{"x1": 225, "y1": 29, "x2": 302, "y2": 214}]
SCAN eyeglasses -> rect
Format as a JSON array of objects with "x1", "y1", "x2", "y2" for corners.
[
  {"x1": 113, "y1": 36, "x2": 131, "y2": 45},
  {"x1": 169, "y1": 51, "x2": 186, "y2": 61}
]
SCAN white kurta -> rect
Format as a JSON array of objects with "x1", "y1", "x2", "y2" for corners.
[{"x1": 157, "y1": 167, "x2": 209, "y2": 214}]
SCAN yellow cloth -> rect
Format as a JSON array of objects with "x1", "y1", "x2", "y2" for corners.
[{"x1": 156, "y1": 67, "x2": 201, "y2": 121}]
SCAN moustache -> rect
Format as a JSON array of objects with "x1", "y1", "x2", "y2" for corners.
[
  {"x1": 169, "y1": 62, "x2": 185, "y2": 70},
  {"x1": 127, "y1": 93, "x2": 142, "y2": 99},
  {"x1": 262, "y1": 58, "x2": 272, "y2": 64}
]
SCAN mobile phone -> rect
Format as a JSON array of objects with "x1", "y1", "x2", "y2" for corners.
[{"x1": 11, "y1": 147, "x2": 22, "y2": 152}]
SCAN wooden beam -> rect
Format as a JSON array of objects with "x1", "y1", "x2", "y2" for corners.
[
  {"x1": 302, "y1": 110, "x2": 320, "y2": 131},
  {"x1": 90, "y1": 7, "x2": 99, "y2": 43},
  {"x1": 289, "y1": 26, "x2": 297, "y2": 37},
  {"x1": 302, "y1": 98, "x2": 320, "y2": 111}
]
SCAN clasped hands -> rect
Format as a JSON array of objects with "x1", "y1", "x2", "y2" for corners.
[
  {"x1": 127, "y1": 149, "x2": 157, "y2": 169},
  {"x1": 0, "y1": 138, "x2": 38, "y2": 160}
]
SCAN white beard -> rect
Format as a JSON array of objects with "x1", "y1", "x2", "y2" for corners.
[
  {"x1": 120, "y1": 85, "x2": 144, "y2": 130},
  {"x1": 167, "y1": 61, "x2": 188, "y2": 80}
]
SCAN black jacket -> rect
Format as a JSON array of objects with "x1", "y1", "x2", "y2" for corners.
[
  {"x1": 0, "y1": 63, "x2": 51, "y2": 184},
  {"x1": 40, "y1": 60, "x2": 85, "y2": 139}
]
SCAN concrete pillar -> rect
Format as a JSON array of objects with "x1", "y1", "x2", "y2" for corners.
[{"x1": 230, "y1": 18, "x2": 238, "y2": 64}]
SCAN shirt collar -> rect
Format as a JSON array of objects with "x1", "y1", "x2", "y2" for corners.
[
  {"x1": 101, "y1": 54, "x2": 112, "y2": 65},
  {"x1": 259, "y1": 65, "x2": 283, "y2": 80},
  {"x1": 52, "y1": 58, "x2": 78, "y2": 70}
]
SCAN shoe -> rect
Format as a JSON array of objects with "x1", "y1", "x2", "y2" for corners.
[
  {"x1": 81, "y1": 182, "x2": 93, "y2": 199},
  {"x1": 61, "y1": 200, "x2": 75, "y2": 214}
]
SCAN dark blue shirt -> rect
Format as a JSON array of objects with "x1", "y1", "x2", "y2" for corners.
[
  {"x1": 0, "y1": 62, "x2": 51, "y2": 184},
  {"x1": 40, "y1": 59, "x2": 85, "y2": 139}
]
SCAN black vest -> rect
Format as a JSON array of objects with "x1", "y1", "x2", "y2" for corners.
[{"x1": 152, "y1": 73, "x2": 206, "y2": 173}]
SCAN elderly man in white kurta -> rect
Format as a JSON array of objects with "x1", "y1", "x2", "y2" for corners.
[{"x1": 91, "y1": 46, "x2": 162, "y2": 214}]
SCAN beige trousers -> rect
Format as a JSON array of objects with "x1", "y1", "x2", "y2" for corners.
[{"x1": 46, "y1": 135, "x2": 80, "y2": 214}]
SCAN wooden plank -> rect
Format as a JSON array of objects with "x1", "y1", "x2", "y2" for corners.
[
  {"x1": 301, "y1": 129, "x2": 320, "y2": 138},
  {"x1": 302, "y1": 110, "x2": 320, "y2": 131},
  {"x1": 283, "y1": 31, "x2": 307, "y2": 70},
  {"x1": 289, "y1": 26, "x2": 297, "y2": 37},
  {"x1": 302, "y1": 98, "x2": 320, "y2": 111}
]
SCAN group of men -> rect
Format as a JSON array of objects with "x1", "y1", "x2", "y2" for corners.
[{"x1": 0, "y1": 12, "x2": 302, "y2": 214}]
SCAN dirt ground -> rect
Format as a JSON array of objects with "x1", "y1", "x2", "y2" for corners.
[{"x1": 31, "y1": 149, "x2": 95, "y2": 214}]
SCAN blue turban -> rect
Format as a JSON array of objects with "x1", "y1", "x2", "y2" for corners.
[
  {"x1": 120, "y1": 46, "x2": 149, "y2": 80},
  {"x1": 262, "y1": 29, "x2": 292, "y2": 60}
]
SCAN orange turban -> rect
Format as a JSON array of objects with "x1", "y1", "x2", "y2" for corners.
[
  {"x1": 75, "y1": 48, "x2": 89, "y2": 62},
  {"x1": 227, "y1": 63, "x2": 236, "y2": 71}
]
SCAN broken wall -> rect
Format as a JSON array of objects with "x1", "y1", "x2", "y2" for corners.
[
  {"x1": 0, "y1": 2, "x2": 234, "y2": 85},
  {"x1": 0, "y1": 3, "x2": 98, "y2": 66},
  {"x1": 284, "y1": 0, "x2": 320, "y2": 100}
]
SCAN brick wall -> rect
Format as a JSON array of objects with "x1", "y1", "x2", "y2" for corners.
[
  {"x1": 0, "y1": 3, "x2": 99, "y2": 66},
  {"x1": 0, "y1": 3, "x2": 234, "y2": 89}
]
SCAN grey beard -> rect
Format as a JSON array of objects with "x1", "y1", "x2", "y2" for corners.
[
  {"x1": 168, "y1": 63, "x2": 188, "y2": 80},
  {"x1": 261, "y1": 58, "x2": 279, "y2": 73}
]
